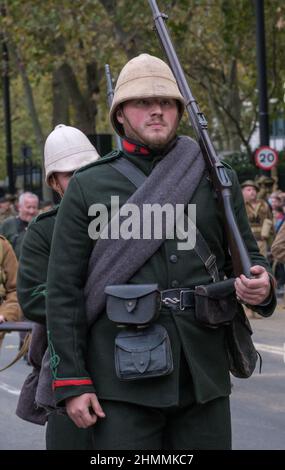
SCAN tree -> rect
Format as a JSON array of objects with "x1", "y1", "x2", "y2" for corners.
[{"x1": 0, "y1": 0, "x2": 285, "y2": 185}]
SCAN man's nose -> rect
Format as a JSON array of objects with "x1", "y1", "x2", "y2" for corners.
[{"x1": 150, "y1": 101, "x2": 163, "y2": 114}]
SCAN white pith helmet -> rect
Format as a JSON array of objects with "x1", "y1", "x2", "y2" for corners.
[
  {"x1": 110, "y1": 54, "x2": 185, "y2": 137},
  {"x1": 44, "y1": 124, "x2": 100, "y2": 185}
]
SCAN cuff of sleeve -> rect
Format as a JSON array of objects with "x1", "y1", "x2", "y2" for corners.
[
  {"x1": 53, "y1": 378, "x2": 93, "y2": 390},
  {"x1": 53, "y1": 381, "x2": 96, "y2": 407}
]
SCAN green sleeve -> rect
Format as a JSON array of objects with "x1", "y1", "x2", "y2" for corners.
[
  {"x1": 17, "y1": 224, "x2": 50, "y2": 324},
  {"x1": 47, "y1": 176, "x2": 95, "y2": 404}
]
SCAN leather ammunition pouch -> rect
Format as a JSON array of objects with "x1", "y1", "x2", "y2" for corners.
[
  {"x1": 105, "y1": 284, "x2": 159, "y2": 327},
  {"x1": 194, "y1": 279, "x2": 237, "y2": 327},
  {"x1": 194, "y1": 279, "x2": 258, "y2": 378},
  {"x1": 105, "y1": 284, "x2": 173, "y2": 380},
  {"x1": 114, "y1": 324, "x2": 173, "y2": 381},
  {"x1": 225, "y1": 308, "x2": 259, "y2": 378}
]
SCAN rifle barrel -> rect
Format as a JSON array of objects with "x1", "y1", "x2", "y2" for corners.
[
  {"x1": 105, "y1": 64, "x2": 123, "y2": 151},
  {"x1": 149, "y1": 0, "x2": 252, "y2": 277}
]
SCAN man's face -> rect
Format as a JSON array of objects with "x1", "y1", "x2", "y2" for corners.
[
  {"x1": 54, "y1": 172, "x2": 73, "y2": 194},
  {"x1": 242, "y1": 186, "x2": 257, "y2": 203},
  {"x1": 19, "y1": 197, "x2": 39, "y2": 222},
  {"x1": 116, "y1": 98, "x2": 179, "y2": 149},
  {"x1": 270, "y1": 196, "x2": 282, "y2": 210}
]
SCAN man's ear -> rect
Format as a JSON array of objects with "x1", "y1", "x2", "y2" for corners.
[
  {"x1": 49, "y1": 174, "x2": 60, "y2": 193},
  {"x1": 116, "y1": 107, "x2": 124, "y2": 124}
]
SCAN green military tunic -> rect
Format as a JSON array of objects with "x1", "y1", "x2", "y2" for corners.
[
  {"x1": 46, "y1": 145, "x2": 276, "y2": 411},
  {"x1": 17, "y1": 208, "x2": 58, "y2": 323},
  {"x1": 17, "y1": 207, "x2": 91, "y2": 450}
]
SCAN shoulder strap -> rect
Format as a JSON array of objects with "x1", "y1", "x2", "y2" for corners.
[
  {"x1": 109, "y1": 159, "x2": 219, "y2": 282},
  {"x1": 110, "y1": 157, "x2": 147, "y2": 188}
]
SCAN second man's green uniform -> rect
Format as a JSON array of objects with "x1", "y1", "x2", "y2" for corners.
[{"x1": 17, "y1": 207, "x2": 92, "y2": 450}]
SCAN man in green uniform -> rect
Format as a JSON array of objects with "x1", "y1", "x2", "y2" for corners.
[
  {"x1": 16, "y1": 124, "x2": 100, "y2": 449},
  {"x1": 47, "y1": 54, "x2": 276, "y2": 450}
]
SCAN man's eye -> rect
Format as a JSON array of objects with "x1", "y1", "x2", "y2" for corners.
[{"x1": 161, "y1": 99, "x2": 172, "y2": 106}]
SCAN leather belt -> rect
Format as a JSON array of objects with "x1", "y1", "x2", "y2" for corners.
[{"x1": 160, "y1": 288, "x2": 195, "y2": 310}]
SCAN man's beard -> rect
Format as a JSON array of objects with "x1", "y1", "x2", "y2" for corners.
[
  {"x1": 129, "y1": 125, "x2": 176, "y2": 151},
  {"x1": 144, "y1": 134, "x2": 172, "y2": 150},
  {"x1": 122, "y1": 113, "x2": 178, "y2": 151}
]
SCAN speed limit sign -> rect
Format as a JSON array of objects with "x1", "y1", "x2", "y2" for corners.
[{"x1": 254, "y1": 146, "x2": 278, "y2": 170}]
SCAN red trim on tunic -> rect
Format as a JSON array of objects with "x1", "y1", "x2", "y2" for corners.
[{"x1": 53, "y1": 378, "x2": 93, "y2": 390}]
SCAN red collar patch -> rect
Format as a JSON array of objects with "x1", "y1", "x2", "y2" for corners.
[{"x1": 122, "y1": 139, "x2": 150, "y2": 156}]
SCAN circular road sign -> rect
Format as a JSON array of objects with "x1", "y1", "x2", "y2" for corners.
[{"x1": 254, "y1": 146, "x2": 278, "y2": 170}]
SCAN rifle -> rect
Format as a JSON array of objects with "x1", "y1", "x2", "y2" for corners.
[
  {"x1": 0, "y1": 321, "x2": 33, "y2": 332},
  {"x1": 148, "y1": 0, "x2": 252, "y2": 278},
  {"x1": 105, "y1": 64, "x2": 123, "y2": 151}
]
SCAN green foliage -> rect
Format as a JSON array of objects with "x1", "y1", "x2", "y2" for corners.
[{"x1": 0, "y1": 0, "x2": 285, "y2": 184}]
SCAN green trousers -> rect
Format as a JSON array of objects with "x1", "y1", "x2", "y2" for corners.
[
  {"x1": 46, "y1": 413, "x2": 92, "y2": 450},
  {"x1": 91, "y1": 355, "x2": 231, "y2": 450}
]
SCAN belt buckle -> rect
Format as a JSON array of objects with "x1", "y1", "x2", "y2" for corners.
[
  {"x1": 179, "y1": 290, "x2": 185, "y2": 311},
  {"x1": 160, "y1": 289, "x2": 184, "y2": 310}
]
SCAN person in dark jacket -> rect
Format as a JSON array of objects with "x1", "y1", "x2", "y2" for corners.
[
  {"x1": 46, "y1": 54, "x2": 276, "y2": 450},
  {"x1": 16, "y1": 124, "x2": 100, "y2": 449}
]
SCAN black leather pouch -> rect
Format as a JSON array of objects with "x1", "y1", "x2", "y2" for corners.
[
  {"x1": 105, "y1": 284, "x2": 159, "y2": 326},
  {"x1": 114, "y1": 324, "x2": 173, "y2": 380},
  {"x1": 194, "y1": 279, "x2": 237, "y2": 327},
  {"x1": 226, "y1": 308, "x2": 259, "y2": 378}
]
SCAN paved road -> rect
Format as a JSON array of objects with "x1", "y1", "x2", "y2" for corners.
[
  {"x1": 0, "y1": 307, "x2": 284, "y2": 450},
  {"x1": 0, "y1": 331, "x2": 45, "y2": 450},
  {"x1": 231, "y1": 306, "x2": 285, "y2": 450}
]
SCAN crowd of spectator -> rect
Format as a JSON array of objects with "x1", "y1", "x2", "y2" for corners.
[
  {"x1": 0, "y1": 191, "x2": 54, "y2": 359},
  {"x1": 241, "y1": 179, "x2": 285, "y2": 315}
]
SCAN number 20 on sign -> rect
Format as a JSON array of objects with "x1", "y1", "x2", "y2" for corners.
[{"x1": 254, "y1": 146, "x2": 278, "y2": 170}]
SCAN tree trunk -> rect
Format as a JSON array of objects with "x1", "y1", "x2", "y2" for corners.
[
  {"x1": 59, "y1": 62, "x2": 94, "y2": 134},
  {"x1": 6, "y1": 37, "x2": 51, "y2": 200},
  {"x1": 86, "y1": 61, "x2": 100, "y2": 134},
  {"x1": 52, "y1": 67, "x2": 70, "y2": 128}
]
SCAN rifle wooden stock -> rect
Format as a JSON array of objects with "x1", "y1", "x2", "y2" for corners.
[{"x1": 149, "y1": 0, "x2": 252, "y2": 278}]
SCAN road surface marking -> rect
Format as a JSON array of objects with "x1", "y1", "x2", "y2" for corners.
[
  {"x1": 254, "y1": 342, "x2": 285, "y2": 363},
  {"x1": 0, "y1": 381, "x2": 21, "y2": 396},
  {"x1": 254, "y1": 342, "x2": 283, "y2": 354}
]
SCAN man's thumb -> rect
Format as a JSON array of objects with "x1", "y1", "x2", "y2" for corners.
[
  {"x1": 250, "y1": 265, "x2": 264, "y2": 275},
  {"x1": 90, "y1": 396, "x2": 105, "y2": 418}
]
